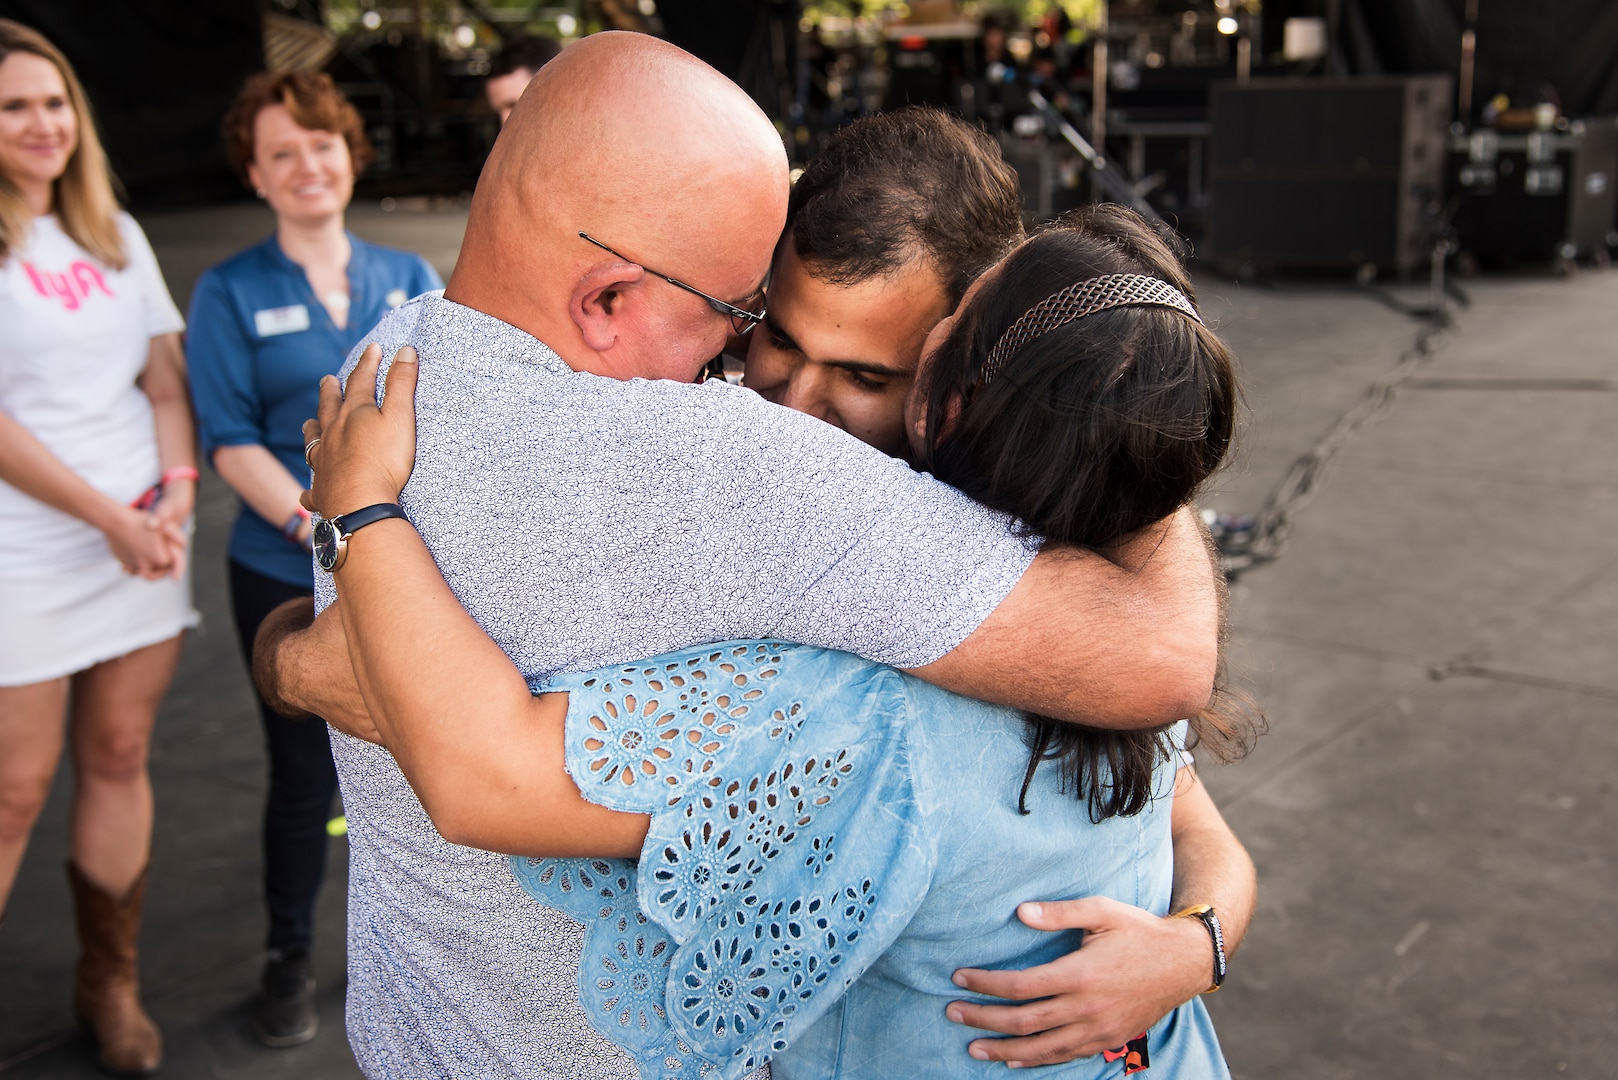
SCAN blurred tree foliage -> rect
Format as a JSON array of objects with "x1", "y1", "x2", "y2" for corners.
[
  {"x1": 319, "y1": 0, "x2": 586, "y2": 44},
  {"x1": 802, "y1": 1, "x2": 1101, "y2": 30}
]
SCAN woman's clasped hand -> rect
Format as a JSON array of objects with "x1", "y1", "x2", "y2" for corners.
[{"x1": 108, "y1": 497, "x2": 191, "y2": 580}]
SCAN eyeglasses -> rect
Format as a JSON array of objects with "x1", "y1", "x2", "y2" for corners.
[{"x1": 579, "y1": 232, "x2": 766, "y2": 334}]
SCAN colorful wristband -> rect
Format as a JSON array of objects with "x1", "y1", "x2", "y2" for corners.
[
  {"x1": 282, "y1": 507, "x2": 311, "y2": 541},
  {"x1": 161, "y1": 466, "x2": 200, "y2": 485}
]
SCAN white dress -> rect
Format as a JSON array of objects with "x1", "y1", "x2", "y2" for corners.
[{"x1": 0, "y1": 213, "x2": 198, "y2": 686}]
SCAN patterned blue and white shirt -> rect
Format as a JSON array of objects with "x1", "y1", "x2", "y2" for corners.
[{"x1": 316, "y1": 293, "x2": 1038, "y2": 1079}]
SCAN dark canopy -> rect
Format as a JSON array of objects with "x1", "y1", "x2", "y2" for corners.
[{"x1": 0, "y1": 0, "x2": 263, "y2": 206}]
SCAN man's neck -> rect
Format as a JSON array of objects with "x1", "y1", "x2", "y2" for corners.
[{"x1": 442, "y1": 275, "x2": 622, "y2": 379}]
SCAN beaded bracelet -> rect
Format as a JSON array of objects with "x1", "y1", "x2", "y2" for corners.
[{"x1": 161, "y1": 465, "x2": 200, "y2": 485}]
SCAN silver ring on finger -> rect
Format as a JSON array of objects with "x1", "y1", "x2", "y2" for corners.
[{"x1": 304, "y1": 437, "x2": 321, "y2": 469}]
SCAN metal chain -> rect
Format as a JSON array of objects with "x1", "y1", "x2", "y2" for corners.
[{"x1": 1218, "y1": 311, "x2": 1454, "y2": 578}]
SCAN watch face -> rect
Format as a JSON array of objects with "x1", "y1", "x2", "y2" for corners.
[{"x1": 312, "y1": 517, "x2": 342, "y2": 572}]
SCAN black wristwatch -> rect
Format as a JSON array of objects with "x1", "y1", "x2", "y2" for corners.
[
  {"x1": 312, "y1": 503, "x2": 408, "y2": 573},
  {"x1": 1172, "y1": 904, "x2": 1227, "y2": 993}
]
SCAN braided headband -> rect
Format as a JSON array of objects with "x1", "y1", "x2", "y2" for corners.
[{"x1": 981, "y1": 273, "x2": 1204, "y2": 384}]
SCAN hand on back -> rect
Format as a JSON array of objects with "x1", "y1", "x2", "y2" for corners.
[
  {"x1": 947, "y1": 896, "x2": 1212, "y2": 1066},
  {"x1": 252, "y1": 597, "x2": 381, "y2": 740}
]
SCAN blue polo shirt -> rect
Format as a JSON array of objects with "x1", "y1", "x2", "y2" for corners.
[{"x1": 187, "y1": 233, "x2": 441, "y2": 586}]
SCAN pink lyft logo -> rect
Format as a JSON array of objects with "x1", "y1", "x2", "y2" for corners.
[{"x1": 24, "y1": 260, "x2": 115, "y2": 311}]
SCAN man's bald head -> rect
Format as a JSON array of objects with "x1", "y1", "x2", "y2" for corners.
[{"x1": 448, "y1": 32, "x2": 789, "y2": 381}]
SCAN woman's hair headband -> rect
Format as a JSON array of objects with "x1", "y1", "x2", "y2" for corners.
[{"x1": 981, "y1": 273, "x2": 1204, "y2": 384}]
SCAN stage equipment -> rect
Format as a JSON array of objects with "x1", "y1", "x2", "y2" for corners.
[
  {"x1": 1027, "y1": 89, "x2": 1167, "y2": 227},
  {"x1": 881, "y1": 19, "x2": 978, "y2": 113},
  {"x1": 1208, "y1": 76, "x2": 1452, "y2": 274},
  {"x1": 1448, "y1": 117, "x2": 1617, "y2": 266}
]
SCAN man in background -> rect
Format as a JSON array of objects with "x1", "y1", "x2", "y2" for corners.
[{"x1": 484, "y1": 33, "x2": 560, "y2": 125}]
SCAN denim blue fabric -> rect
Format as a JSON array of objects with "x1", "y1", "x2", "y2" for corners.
[{"x1": 513, "y1": 642, "x2": 1229, "y2": 1079}]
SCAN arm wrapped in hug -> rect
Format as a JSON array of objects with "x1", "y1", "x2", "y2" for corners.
[{"x1": 511, "y1": 642, "x2": 937, "y2": 1079}]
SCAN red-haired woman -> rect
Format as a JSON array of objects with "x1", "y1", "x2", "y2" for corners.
[
  {"x1": 0, "y1": 18, "x2": 197, "y2": 1076},
  {"x1": 185, "y1": 70, "x2": 440, "y2": 1047}
]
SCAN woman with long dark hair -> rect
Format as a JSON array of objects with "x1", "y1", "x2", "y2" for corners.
[
  {"x1": 0, "y1": 19, "x2": 196, "y2": 1076},
  {"x1": 300, "y1": 205, "x2": 1260, "y2": 1076},
  {"x1": 913, "y1": 207, "x2": 1253, "y2": 825}
]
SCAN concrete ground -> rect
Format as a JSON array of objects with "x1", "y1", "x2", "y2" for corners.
[
  {"x1": 1, "y1": 201, "x2": 1612, "y2": 1078},
  {"x1": 1200, "y1": 266, "x2": 1618, "y2": 1077}
]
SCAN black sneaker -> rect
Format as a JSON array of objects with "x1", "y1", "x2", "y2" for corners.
[{"x1": 253, "y1": 950, "x2": 318, "y2": 1047}]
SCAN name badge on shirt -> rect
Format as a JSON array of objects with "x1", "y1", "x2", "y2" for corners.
[{"x1": 254, "y1": 304, "x2": 311, "y2": 337}]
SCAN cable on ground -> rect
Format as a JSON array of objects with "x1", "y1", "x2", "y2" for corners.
[{"x1": 1212, "y1": 251, "x2": 1461, "y2": 580}]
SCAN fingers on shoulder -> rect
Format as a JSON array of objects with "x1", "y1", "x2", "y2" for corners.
[
  {"x1": 316, "y1": 373, "x2": 344, "y2": 423},
  {"x1": 381, "y1": 347, "x2": 420, "y2": 411},
  {"x1": 344, "y1": 342, "x2": 385, "y2": 407}
]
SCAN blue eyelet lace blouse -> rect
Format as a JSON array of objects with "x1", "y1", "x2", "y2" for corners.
[{"x1": 511, "y1": 642, "x2": 1229, "y2": 1079}]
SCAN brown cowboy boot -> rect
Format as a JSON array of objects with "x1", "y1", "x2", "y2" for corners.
[{"x1": 66, "y1": 861, "x2": 163, "y2": 1076}]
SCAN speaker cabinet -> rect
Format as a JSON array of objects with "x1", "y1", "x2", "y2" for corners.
[
  {"x1": 1449, "y1": 117, "x2": 1618, "y2": 263},
  {"x1": 1209, "y1": 76, "x2": 1452, "y2": 274}
]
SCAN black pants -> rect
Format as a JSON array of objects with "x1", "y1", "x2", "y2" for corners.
[{"x1": 228, "y1": 560, "x2": 339, "y2": 957}]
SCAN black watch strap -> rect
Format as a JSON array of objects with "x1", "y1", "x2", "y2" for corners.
[
  {"x1": 335, "y1": 502, "x2": 408, "y2": 536},
  {"x1": 1173, "y1": 904, "x2": 1227, "y2": 992}
]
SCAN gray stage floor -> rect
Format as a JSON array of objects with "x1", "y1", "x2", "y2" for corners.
[{"x1": 2, "y1": 200, "x2": 1613, "y2": 1078}]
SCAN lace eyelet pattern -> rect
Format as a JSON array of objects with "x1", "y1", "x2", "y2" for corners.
[
  {"x1": 512, "y1": 643, "x2": 935, "y2": 1079},
  {"x1": 573, "y1": 644, "x2": 783, "y2": 795}
]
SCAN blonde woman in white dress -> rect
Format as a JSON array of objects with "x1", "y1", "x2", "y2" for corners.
[{"x1": 0, "y1": 19, "x2": 197, "y2": 1076}]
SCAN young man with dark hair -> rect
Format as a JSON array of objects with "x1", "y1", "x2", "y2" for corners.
[
  {"x1": 745, "y1": 107, "x2": 1024, "y2": 456},
  {"x1": 484, "y1": 33, "x2": 562, "y2": 125}
]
